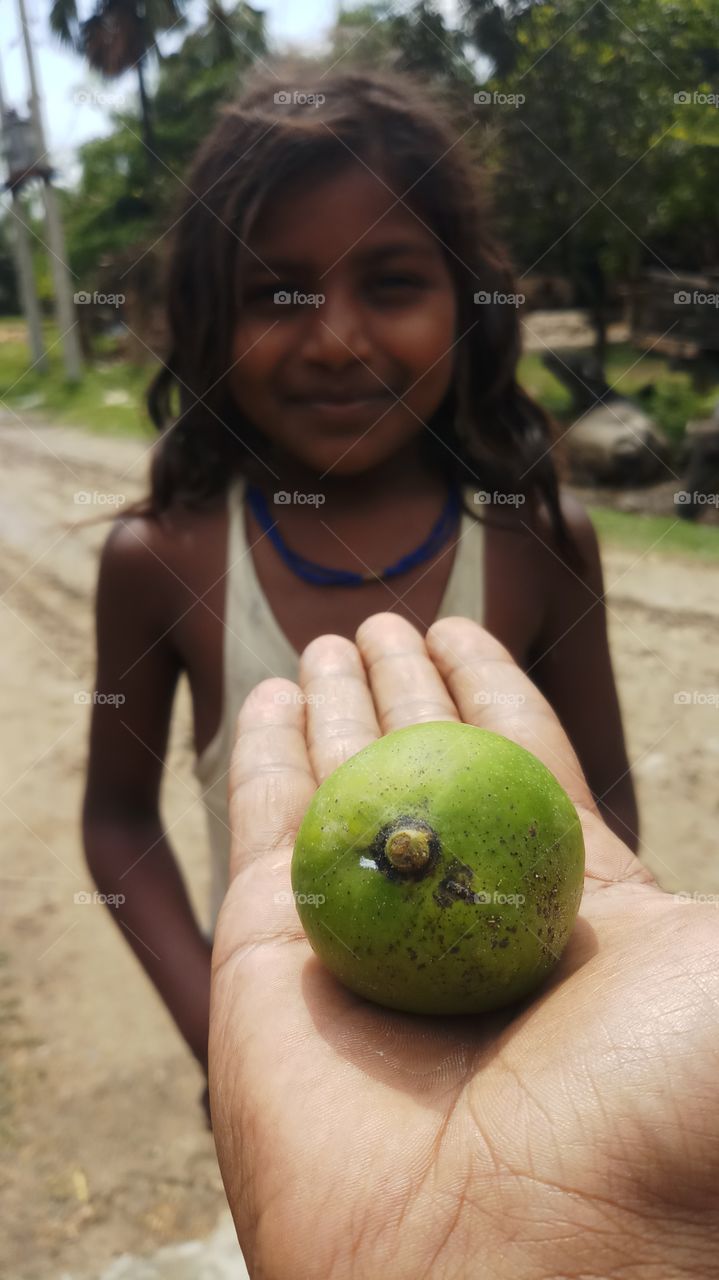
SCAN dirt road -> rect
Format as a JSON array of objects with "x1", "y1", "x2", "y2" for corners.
[{"x1": 1, "y1": 414, "x2": 718, "y2": 1279}]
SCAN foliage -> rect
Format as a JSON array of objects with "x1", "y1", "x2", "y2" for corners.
[
  {"x1": 5, "y1": 0, "x2": 717, "y2": 407},
  {"x1": 589, "y1": 505, "x2": 719, "y2": 561},
  {"x1": 151, "y1": 1, "x2": 268, "y2": 172},
  {"x1": 329, "y1": 2, "x2": 477, "y2": 89},
  {"x1": 472, "y1": 0, "x2": 719, "y2": 285},
  {"x1": 519, "y1": 342, "x2": 719, "y2": 444},
  {"x1": 49, "y1": 0, "x2": 719, "y2": 308},
  {"x1": 57, "y1": 2, "x2": 268, "y2": 297}
]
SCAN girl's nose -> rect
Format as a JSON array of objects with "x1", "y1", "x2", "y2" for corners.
[{"x1": 298, "y1": 291, "x2": 373, "y2": 367}]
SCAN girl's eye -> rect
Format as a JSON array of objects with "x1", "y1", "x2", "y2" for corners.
[
  {"x1": 372, "y1": 274, "x2": 426, "y2": 290},
  {"x1": 245, "y1": 283, "x2": 297, "y2": 303}
]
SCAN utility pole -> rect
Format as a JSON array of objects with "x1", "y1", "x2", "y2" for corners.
[
  {"x1": 17, "y1": 0, "x2": 82, "y2": 381},
  {"x1": 0, "y1": 59, "x2": 47, "y2": 370}
]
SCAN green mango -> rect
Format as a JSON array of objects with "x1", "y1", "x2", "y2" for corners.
[{"x1": 291, "y1": 721, "x2": 585, "y2": 1015}]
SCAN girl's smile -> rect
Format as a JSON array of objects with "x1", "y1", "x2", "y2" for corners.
[{"x1": 284, "y1": 389, "x2": 398, "y2": 433}]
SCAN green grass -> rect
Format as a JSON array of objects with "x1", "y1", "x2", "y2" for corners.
[
  {"x1": 0, "y1": 317, "x2": 157, "y2": 438},
  {"x1": 590, "y1": 506, "x2": 719, "y2": 561},
  {"x1": 518, "y1": 351, "x2": 574, "y2": 417},
  {"x1": 519, "y1": 343, "x2": 719, "y2": 443}
]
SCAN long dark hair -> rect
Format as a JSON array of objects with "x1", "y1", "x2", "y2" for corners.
[{"x1": 134, "y1": 59, "x2": 573, "y2": 551}]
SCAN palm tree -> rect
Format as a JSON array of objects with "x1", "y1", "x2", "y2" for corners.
[
  {"x1": 461, "y1": 0, "x2": 534, "y2": 77},
  {"x1": 202, "y1": 0, "x2": 266, "y2": 65},
  {"x1": 49, "y1": 0, "x2": 187, "y2": 157}
]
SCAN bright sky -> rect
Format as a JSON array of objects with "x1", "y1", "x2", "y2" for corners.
[{"x1": 0, "y1": 0, "x2": 465, "y2": 183}]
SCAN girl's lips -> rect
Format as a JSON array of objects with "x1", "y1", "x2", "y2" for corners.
[{"x1": 289, "y1": 393, "x2": 397, "y2": 424}]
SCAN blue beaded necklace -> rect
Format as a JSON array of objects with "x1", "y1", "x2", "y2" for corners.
[{"x1": 246, "y1": 482, "x2": 462, "y2": 587}]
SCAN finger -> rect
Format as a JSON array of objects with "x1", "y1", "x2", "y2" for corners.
[
  {"x1": 355, "y1": 612, "x2": 459, "y2": 733},
  {"x1": 223, "y1": 677, "x2": 316, "y2": 941},
  {"x1": 299, "y1": 634, "x2": 380, "y2": 782},
  {"x1": 426, "y1": 616, "x2": 594, "y2": 812},
  {"x1": 426, "y1": 617, "x2": 654, "y2": 888}
]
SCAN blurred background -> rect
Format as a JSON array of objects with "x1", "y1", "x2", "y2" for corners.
[{"x1": 1, "y1": 1, "x2": 718, "y2": 1276}]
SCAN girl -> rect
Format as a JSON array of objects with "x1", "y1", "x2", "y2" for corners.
[{"x1": 83, "y1": 62, "x2": 638, "y2": 1114}]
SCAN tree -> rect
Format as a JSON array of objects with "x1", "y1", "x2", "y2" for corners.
[
  {"x1": 49, "y1": 0, "x2": 187, "y2": 158},
  {"x1": 59, "y1": 1, "x2": 269, "y2": 348},
  {"x1": 49, "y1": 0, "x2": 718, "y2": 371},
  {"x1": 151, "y1": 0, "x2": 267, "y2": 173},
  {"x1": 329, "y1": 2, "x2": 476, "y2": 88},
  {"x1": 472, "y1": 0, "x2": 719, "y2": 358}
]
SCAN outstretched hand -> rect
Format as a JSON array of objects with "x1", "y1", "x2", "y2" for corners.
[{"x1": 209, "y1": 614, "x2": 719, "y2": 1280}]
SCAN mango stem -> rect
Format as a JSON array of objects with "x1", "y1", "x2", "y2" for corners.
[{"x1": 384, "y1": 827, "x2": 432, "y2": 874}]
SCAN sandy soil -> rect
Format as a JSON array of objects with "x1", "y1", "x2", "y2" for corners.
[{"x1": 1, "y1": 413, "x2": 718, "y2": 1279}]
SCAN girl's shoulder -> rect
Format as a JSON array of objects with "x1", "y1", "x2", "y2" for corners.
[
  {"x1": 481, "y1": 491, "x2": 606, "y2": 676},
  {"x1": 483, "y1": 488, "x2": 599, "y2": 564},
  {"x1": 98, "y1": 495, "x2": 229, "y2": 630},
  {"x1": 483, "y1": 489, "x2": 603, "y2": 610},
  {"x1": 532, "y1": 490, "x2": 600, "y2": 567}
]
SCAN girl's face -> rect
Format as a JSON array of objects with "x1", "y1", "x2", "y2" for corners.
[{"x1": 228, "y1": 162, "x2": 457, "y2": 478}]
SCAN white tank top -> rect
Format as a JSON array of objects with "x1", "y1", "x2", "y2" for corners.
[{"x1": 193, "y1": 474, "x2": 485, "y2": 931}]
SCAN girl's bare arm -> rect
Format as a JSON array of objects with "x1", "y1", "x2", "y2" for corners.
[
  {"x1": 83, "y1": 518, "x2": 212, "y2": 1071},
  {"x1": 528, "y1": 497, "x2": 640, "y2": 852}
]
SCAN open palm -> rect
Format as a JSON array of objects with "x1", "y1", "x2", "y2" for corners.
[{"x1": 210, "y1": 614, "x2": 719, "y2": 1280}]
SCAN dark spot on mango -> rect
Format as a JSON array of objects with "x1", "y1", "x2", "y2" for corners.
[{"x1": 432, "y1": 858, "x2": 477, "y2": 908}]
